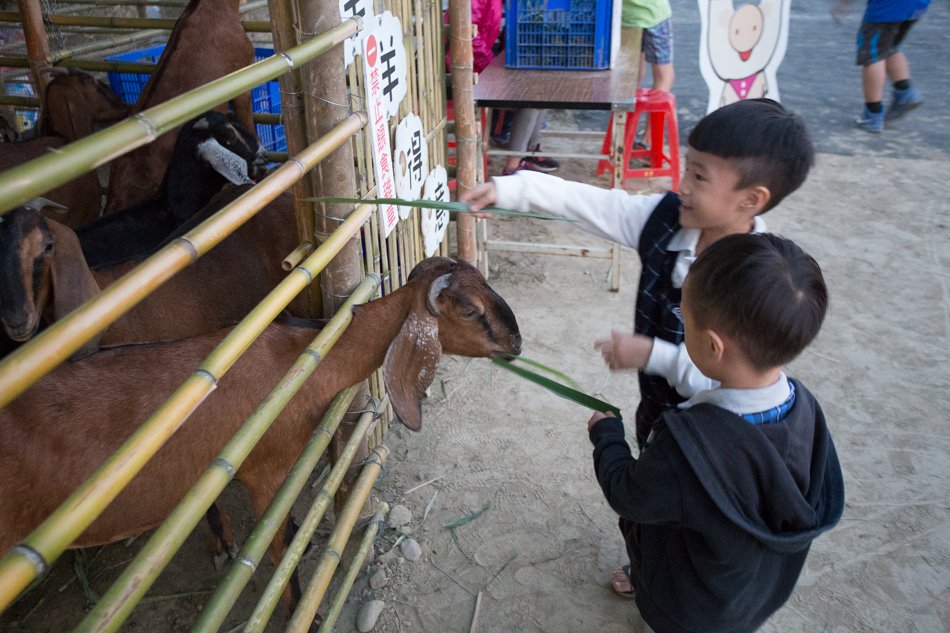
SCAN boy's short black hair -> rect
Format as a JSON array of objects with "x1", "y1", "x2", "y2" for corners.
[
  {"x1": 688, "y1": 99, "x2": 814, "y2": 213},
  {"x1": 685, "y1": 233, "x2": 828, "y2": 370}
]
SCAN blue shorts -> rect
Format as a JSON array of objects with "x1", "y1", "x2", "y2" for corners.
[
  {"x1": 855, "y1": 20, "x2": 916, "y2": 65},
  {"x1": 642, "y1": 18, "x2": 673, "y2": 65}
]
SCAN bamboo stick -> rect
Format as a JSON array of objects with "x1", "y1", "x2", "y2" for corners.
[
  {"x1": 49, "y1": 29, "x2": 165, "y2": 62},
  {"x1": 315, "y1": 501, "x2": 389, "y2": 633},
  {"x1": 0, "y1": 197, "x2": 373, "y2": 614},
  {"x1": 55, "y1": 1, "x2": 189, "y2": 6},
  {"x1": 0, "y1": 113, "x2": 367, "y2": 409},
  {"x1": 448, "y1": 0, "x2": 477, "y2": 263},
  {"x1": 75, "y1": 276, "x2": 381, "y2": 633},
  {"x1": 285, "y1": 445, "x2": 390, "y2": 633},
  {"x1": 0, "y1": 95, "x2": 38, "y2": 107},
  {"x1": 0, "y1": 56, "x2": 161, "y2": 73},
  {"x1": 231, "y1": 405, "x2": 384, "y2": 633},
  {"x1": 0, "y1": 12, "x2": 272, "y2": 32},
  {"x1": 17, "y1": 0, "x2": 50, "y2": 101},
  {"x1": 0, "y1": 17, "x2": 359, "y2": 215},
  {"x1": 191, "y1": 394, "x2": 387, "y2": 633}
]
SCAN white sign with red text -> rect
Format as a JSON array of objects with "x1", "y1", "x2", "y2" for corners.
[
  {"x1": 362, "y1": 31, "x2": 399, "y2": 237},
  {"x1": 421, "y1": 165, "x2": 450, "y2": 257},
  {"x1": 394, "y1": 113, "x2": 428, "y2": 219}
]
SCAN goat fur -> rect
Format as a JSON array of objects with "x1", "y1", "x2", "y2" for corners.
[
  {"x1": 76, "y1": 111, "x2": 266, "y2": 269},
  {"x1": 0, "y1": 257, "x2": 521, "y2": 574},
  {"x1": 103, "y1": 0, "x2": 255, "y2": 214}
]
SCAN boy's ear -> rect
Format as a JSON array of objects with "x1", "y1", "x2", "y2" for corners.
[
  {"x1": 707, "y1": 329, "x2": 726, "y2": 362},
  {"x1": 742, "y1": 185, "x2": 771, "y2": 214}
]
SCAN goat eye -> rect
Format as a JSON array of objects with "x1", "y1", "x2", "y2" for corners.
[
  {"x1": 461, "y1": 307, "x2": 481, "y2": 320},
  {"x1": 42, "y1": 242, "x2": 54, "y2": 254}
]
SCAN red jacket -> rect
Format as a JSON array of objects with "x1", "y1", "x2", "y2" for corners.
[{"x1": 445, "y1": 0, "x2": 502, "y2": 74}]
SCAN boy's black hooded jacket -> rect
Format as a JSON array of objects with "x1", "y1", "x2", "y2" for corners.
[{"x1": 589, "y1": 379, "x2": 844, "y2": 633}]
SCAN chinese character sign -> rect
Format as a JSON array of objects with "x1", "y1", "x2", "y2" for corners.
[
  {"x1": 698, "y1": 0, "x2": 789, "y2": 113},
  {"x1": 362, "y1": 32, "x2": 399, "y2": 237},
  {"x1": 372, "y1": 12, "x2": 408, "y2": 119},
  {"x1": 394, "y1": 113, "x2": 429, "y2": 220},
  {"x1": 421, "y1": 165, "x2": 450, "y2": 257},
  {"x1": 339, "y1": 0, "x2": 374, "y2": 67}
]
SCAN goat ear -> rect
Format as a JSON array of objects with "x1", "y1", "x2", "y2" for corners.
[
  {"x1": 382, "y1": 311, "x2": 441, "y2": 431},
  {"x1": 45, "y1": 220, "x2": 103, "y2": 359},
  {"x1": 192, "y1": 116, "x2": 211, "y2": 130}
]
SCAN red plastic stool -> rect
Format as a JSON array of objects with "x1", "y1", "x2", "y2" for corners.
[{"x1": 597, "y1": 89, "x2": 680, "y2": 190}]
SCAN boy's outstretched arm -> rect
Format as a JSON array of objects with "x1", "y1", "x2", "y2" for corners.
[
  {"x1": 587, "y1": 414, "x2": 682, "y2": 524},
  {"x1": 646, "y1": 339, "x2": 717, "y2": 398}
]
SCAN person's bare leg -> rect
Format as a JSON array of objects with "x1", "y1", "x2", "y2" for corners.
[
  {"x1": 862, "y1": 60, "x2": 886, "y2": 103},
  {"x1": 884, "y1": 51, "x2": 910, "y2": 83},
  {"x1": 651, "y1": 62, "x2": 675, "y2": 93}
]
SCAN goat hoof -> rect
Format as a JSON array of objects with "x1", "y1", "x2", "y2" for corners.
[{"x1": 213, "y1": 550, "x2": 230, "y2": 571}]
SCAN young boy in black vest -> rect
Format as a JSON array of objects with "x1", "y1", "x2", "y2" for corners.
[
  {"x1": 587, "y1": 233, "x2": 844, "y2": 633},
  {"x1": 461, "y1": 99, "x2": 815, "y2": 454}
]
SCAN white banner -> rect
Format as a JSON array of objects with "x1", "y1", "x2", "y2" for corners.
[
  {"x1": 362, "y1": 31, "x2": 399, "y2": 237},
  {"x1": 339, "y1": 0, "x2": 374, "y2": 67},
  {"x1": 372, "y1": 12, "x2": 408, "y2": 118}
]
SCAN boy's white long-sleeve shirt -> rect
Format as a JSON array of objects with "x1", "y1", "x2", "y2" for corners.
[{"x1": 493, "y1": 171, "x2": 765, "y2": 399}]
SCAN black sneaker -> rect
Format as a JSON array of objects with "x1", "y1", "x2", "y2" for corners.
[{"x1": 522, "y1": 155, "x2": 560, "y2": 173}]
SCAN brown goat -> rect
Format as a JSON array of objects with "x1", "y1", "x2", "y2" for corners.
[
  {"x1": 0, "y1": 70, "x2": 129, "y2": 228},
  {"x1": 0, "y1": 188, "x2": 298, "y2": 359},
  {"x1": 103, "y1": 0, "x2": 255, "y2": 214},
  {"x1": 0, "y1": 258, "x2": 521, "y2": 594},
  {"x1": 38, "y1": 68, "x2": 129, "y2": 142}
]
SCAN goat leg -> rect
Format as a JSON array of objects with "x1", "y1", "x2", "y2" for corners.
[{"x1": 205, "y1": 502, "x2": 238, "y2": 570}]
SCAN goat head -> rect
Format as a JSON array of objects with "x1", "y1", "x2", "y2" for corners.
[{"x1": 384, "y1": 257, "x2": 522, "y2": 430}]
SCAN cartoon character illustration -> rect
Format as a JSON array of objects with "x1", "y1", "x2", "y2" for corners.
[{"x1": 698, "y1": 0, "x2": 790, "y2": 113}]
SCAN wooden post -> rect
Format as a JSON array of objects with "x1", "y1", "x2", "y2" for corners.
[
  {"x1": 16, "y1": 0, "x2": 51, "y2": 102},
  {"x1": 448, "y1": 0, "x2": 477, "y2": 264},
  {"x1": 268, "y1": 0, "x2": 320, "y2": 316},
  {"x1": 293, "y1": 0, "x2": 370, "y2": 509}
]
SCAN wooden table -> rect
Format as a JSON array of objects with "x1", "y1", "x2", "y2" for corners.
[{"x1": 473, "y1": 28, "x2": 642, "y2": 291}]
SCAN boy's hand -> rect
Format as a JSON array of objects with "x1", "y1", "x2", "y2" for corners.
[
  {"x1": 830, "y1": 0, "x2": 851, "y2": 25},
  {"x1": 459, "y1": 182, "x2": 497, "y2": 218},
  {"x1": 594, "y1": 331, "x2": 654, "y2": 371},
  {"x1": 587, "y1": 410, "x2": 618, "y2": 431}
]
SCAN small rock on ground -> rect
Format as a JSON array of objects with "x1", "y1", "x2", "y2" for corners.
[
  {"x1": 357, "y1": 599, "x2": 386, "y2": 632},
  {"x1": 388, "y1": 504, "x2": 412, "y2": 528},
  {"x1": 400, "y1": 537, "x2": 422, "y2": 561}
]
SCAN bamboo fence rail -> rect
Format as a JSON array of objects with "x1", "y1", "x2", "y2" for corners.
[
  {"x1": 0, "y1": 12, "x2": 272, "y2": 32},
  {"x1": 0, "y1": 112, "x2": 368, "y2": 408},
  {"x1": 0, "y1": 55, "x2": 160, "y2": 72},
  {"x1": 242, "y1": 411, "x2": 387, "y2": 632},
  {"x1": 316, "y1": 501, "x2": 389, "y2": 633},
  {"x1": 73, "y1": 273, "x2": 381, "y2": 633},
  {"x1": 0, "y1": 16, "x2": 359, "y2": 213},
  {"x1": 285, "y1": 445, "x2": 389, "y2": 633},
  {"x1": 191, "y1": 394, "x2": 388, "y2": 633}
]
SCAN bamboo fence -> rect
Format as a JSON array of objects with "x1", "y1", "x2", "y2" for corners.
[{"x1": 0, "y1": 0, "x2": 460, "y2": 627}]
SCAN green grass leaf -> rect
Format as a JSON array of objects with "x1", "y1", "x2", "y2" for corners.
[{"x1": 306, "y1": 196, "x2": 576, "y2": 222}]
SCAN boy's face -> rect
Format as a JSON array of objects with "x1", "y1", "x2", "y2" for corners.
[{"x1": 679, "y1": 148, "x2": 761, "y2": 232}]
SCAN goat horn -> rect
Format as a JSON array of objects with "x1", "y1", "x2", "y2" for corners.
[
  {"x1": 23, "y1": 197, "x2": 68, "y2": 213},
  {"x1": 427, "y1": 273, "x2": 452, "y2": 316}
]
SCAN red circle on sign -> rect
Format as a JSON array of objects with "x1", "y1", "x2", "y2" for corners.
[{"x1": 366, "y1": 34, "x2": 378, "y2": 67}]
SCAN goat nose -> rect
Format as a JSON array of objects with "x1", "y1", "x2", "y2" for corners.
[{"x1": 510, "y1": 333, "x2": 522, "y2": 354}]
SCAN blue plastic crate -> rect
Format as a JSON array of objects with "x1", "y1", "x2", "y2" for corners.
[
  {"x1": 105, "y1": 45, "x2": 286, "y2": 153},
  {"x1": 505, "y1": 0, "x2": 613, "y2": 70},
  {"x1": 4, "y1": 81, "x2": 39, "y2": 132}
]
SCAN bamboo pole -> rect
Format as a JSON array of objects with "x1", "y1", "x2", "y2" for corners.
[
  {"x1": 0, "y1": 56, "x2": 161, "y2": 73},
  {"x1": 239, "y1": 407, "x2": 384, "y2": 633},
  {"x1": 0, "y1": 202, "x2": 374, "y2": 613},
  {"x1": 448, "y1": 0, "x2": 477, "y2": 263},
  {"x1": 49, "y1": 28, "x2": 165, "y2": 62},
  {"x1": 191, "y1": 394, "x2": 387, "y2": 633},
  {"x1": 75, "y1": 276, "x2": 381, "y2": 633},
  {"x1": 294, "y1": 0, "x2": 370, "y2": 516},
  {"x1": 0, "y1": 112, "x2": 367, "y2": 409},
  {"x1": 268, "y1": 0, "x2": 320, "y2": 315},
  {"x1": 285, "y1": 445, "x2": 390, "y2": 633},
  {"x1": 54, "y1": 1, "x2": 189, "y2": 6},
  {"x1": 0, "y1": 17, "x2": 359, "y2": 215},
  {"x1": 315, "y1": 501, "x2": 389, "y2": 633},
  {"x1": 0, "y1": 95, "x2": 38, "y2": 107},
  {"x1": 0, "y1": 12, "x2": 272, "y2": 32},
  {"x1": 16, "y1": 0, "x2": 50, "y2": 102}
]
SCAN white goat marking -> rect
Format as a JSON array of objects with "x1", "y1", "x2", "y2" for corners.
[{"x1": 196, "y1": 138, "x2": 253, "y2": 185}]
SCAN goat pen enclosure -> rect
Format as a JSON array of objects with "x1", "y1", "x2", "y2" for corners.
[{"x1": 0, "y1": 0, "x2": 465, "y2": 630}]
